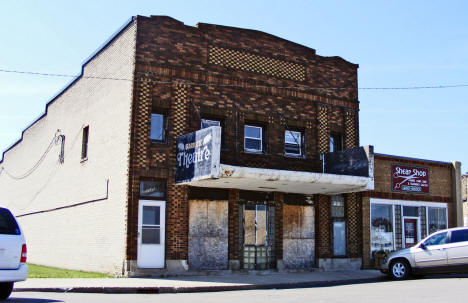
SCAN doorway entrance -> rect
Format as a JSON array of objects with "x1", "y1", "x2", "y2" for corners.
[
  {"x1": 241, "y1": 204, "x2": 275, "y2": 270},
  {"x1": 137, "y1": 200, "x2": 166, "y2": 268},
  {"x1": 403, "y1": 217, "x2": 418, "y2": 248}
]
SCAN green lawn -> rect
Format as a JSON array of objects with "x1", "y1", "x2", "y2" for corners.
[{"x1": 27, "y1": 264, "x2": 112, "y2": 278}]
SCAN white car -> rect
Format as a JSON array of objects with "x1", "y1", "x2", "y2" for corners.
[
  {"x1": 0, "y1": 207, "x2": 28, "y2": 300},
  {"x1": 381, "y1": 226, "x2": 468, "y2": 280}
]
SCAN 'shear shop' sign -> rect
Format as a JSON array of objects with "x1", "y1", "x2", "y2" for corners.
[
  {"x1": 175, "y1": 126, "x2": 221, "y2": 184},
  {"x1": 391, "y1": 164, "x2": 429, "y2": 194}
]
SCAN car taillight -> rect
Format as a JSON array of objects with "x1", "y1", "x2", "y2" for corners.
[{"x1": 20, "y1": 244, "x2": 27, "y2": 263}]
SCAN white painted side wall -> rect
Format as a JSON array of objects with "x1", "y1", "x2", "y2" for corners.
[{"x1": 0, "y1": 21, "x2": 136, "y2": 275}]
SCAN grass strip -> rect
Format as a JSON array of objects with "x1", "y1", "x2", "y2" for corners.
[{"x1": 28, "y1": 264, "x2": 112, "y2": 278}]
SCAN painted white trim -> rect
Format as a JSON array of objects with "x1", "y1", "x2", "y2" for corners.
[{"x1": 370, "y1": 198, "x2": 448, "y2": 208}]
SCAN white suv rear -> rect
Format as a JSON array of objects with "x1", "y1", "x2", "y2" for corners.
[{"x1": 0, "y1": 207, "x2": 28, "y2": 300}]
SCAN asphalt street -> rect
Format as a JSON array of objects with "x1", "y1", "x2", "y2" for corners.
[{"x1": 7, "y1": 276, "x2": 468, "y2": 303}]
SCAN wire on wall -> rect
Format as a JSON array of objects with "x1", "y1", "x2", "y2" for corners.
[
  {"x1": 1, "y1": 68, "x2": 468, "y2": 91},
  {"x1": 0, "y1": 130, "x2": 62, "y2": 180}
]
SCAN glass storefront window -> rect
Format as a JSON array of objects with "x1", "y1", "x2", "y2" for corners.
[
  {"x1": 371, "y1": 204, "x2": 394, "y2": 256},
  {"x1": 428, "y1": 207, "x2": 447, "y2": 234}
]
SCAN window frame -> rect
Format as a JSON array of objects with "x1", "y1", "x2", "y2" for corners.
[
  {"x1": 244, "y1": 124, "x2": 264, "y2": 153},
  {"x1": 139, "y1": 179, "x2": 167, "y2": 200},
  {"x1": 329, "y1": 132, "x2": 343, "y2": 153},
  {"x1": 150, "y1": 112, "x2": 167, "y2": 144},
  {"x1": 81, "y1": 125, "x2": 89, "y2": 161},
  {"x1": 284, "y1": 129, "x2": 303, "y2": 157}
]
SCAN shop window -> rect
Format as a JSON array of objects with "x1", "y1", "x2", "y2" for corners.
[
  {"x1": 244, "y1": 125, "x2": 263, "y2": 153},
  {"x1": 371, "y1": 204, "x2": 394, "y2": 256},
  {"x1": 81, "y1": 126, "x2": 89, "y2": 160},
  {"x1": 428, "y1": 207, "x2": 447, "y2": 234},
  {"x1": 331, "y1": 195, "x2": 346, "y2": 256},
  {"x1": 150, "y1": 113, "x2": 166, "y2": 143},
  {"x1": 139, "y1": 180, "x2": 166, "y2": 199},
  {"x1": 284, "y1": 130, "x2": 303, "y2": 156},
  {"x1": 329, "y1": 133, "x2": 343, "y2": 153}
]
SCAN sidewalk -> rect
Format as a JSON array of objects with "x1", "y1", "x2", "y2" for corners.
[{"x1": 14, "y1": 270, "x2": 386, "y2": 294}]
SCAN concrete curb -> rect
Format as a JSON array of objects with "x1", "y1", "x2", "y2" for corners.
[{"x1": 14, "y1": 277, "x2": 386, "y2": 294}]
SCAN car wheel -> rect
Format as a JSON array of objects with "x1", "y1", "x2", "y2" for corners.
[
  {"x1": 390, "y1": 259, "x2": 410, "y2": 280},
  {"x1": 0, "y1": 282, "x2": 14, "y2": 300}
]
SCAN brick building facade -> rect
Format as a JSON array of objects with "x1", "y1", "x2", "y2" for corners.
[
  {"x1": 123, "y1": 16, "x2": 372, "y2": 274},
  {"x1": 11, "y1": 15, "x2": 464, "y2": 276}
]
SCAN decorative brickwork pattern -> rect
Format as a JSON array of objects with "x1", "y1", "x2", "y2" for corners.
[
  {"x1": 316, "y1": 195, "x2": 331, "y2": 257},
  {"x1": 165, "y1": 84, "x2": 189, "y2": 260},
  {"x1": 317, "y1": 105, "x2": 329, "y2": 154},
  {"x1": 228, "y1": 189, "x2": 240, "y2": 260},
  {"x1": 172, "y1": 84, "x2": 188, "y2": 138},
  {"x1": 151, "y1": 153, "x2": 167, "y2": 166},
  {"x1": 135, "y1": 78, "x2": 153, "y2": 169},
  {"x1": 344, "y1": 111, "x2": 357, "y2": 149},
  {"x1": 346, "y1": 193, "x2": 361, "y2": 257},
  {"x1": 209, "y1": 46, "x2": 306, "y2": 81}
]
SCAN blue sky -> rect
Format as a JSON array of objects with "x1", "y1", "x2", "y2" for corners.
[{"x1": 1, "y1": 0, "x2": 467, "y2": 173}]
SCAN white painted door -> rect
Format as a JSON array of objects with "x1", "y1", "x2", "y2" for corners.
[{"x1": 137, "y1": 200, "x2": 165, "y2": 268}]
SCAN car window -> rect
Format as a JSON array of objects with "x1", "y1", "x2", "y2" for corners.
[
  {"x1": 423, "y1": 232, "x2": 447, "y2": 246},
  {"x1": 0, "y1": 208, "x2": 21, "y2": 235},
  {"x1": 450, "y1": 230, "x2": 468, "y2": 244}
]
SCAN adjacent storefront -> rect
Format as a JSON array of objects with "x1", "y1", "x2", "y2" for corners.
[{"x1": 370, "y1": 199, "x2": 448, "y2": 257}]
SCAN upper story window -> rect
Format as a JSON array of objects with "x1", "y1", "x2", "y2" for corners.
[
  {"x1": 244, "y1": 125, "x2": 263, "y2": 153},
  {"x1": 150, "y1": 113, "x2": 166, "y2": 143},
  {"x1": 201, "y1": 119, "x2": 220, "y2": 129},
  {"x1": 330, "y1": 133, "x2": 343, "y2": 153},
  {"x1": 81, "y1": 126, "x2": 89, "y2": 161},
  {"x1": 285, "y1": 130, "x2": 302, "y2": 156}
]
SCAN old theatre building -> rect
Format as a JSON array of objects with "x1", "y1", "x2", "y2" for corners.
[{"x1": 0, "y1": 16, "x2": 373, "y2": 276}]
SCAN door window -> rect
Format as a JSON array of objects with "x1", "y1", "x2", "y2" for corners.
[
  {"x1": 423, "y1": 232, "x2": 447, "y2": 246},
  {"x1": 142, "y1": 206, "x2": 161, "y2": 244}
]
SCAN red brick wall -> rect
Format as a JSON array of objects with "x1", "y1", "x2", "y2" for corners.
[{"x1": 126, "y1": 16, "x2": 360, "y2": 261}]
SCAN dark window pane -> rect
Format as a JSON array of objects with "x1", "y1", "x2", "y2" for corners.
[
  {"x1": 140, "y1": 181, "x2": 165, "y2": 198},
  {"x1": 285, "y1": 143, "x2": 301, "y2": 155},
  {"x1": 0, "y1": 208, "x2": 20, "y2": 235},
  {"x1": 142, "y1": 227, "x2": 160, "y2": 244},
  {"x1": 143, "y1": 206, "x2": 160, "y2": 225},
  {"x1": 245, "y1": 138, "x2": 261, "y2": 151},
  {"x1": 450, "y1": 230, "x2": 468, "y2": 243},
  {"x1": 403, "y1": 206, "x2": 419, "y2": 217},
  {"x1": 150, "y1": 113, "x2": 164, "y2": 142}
]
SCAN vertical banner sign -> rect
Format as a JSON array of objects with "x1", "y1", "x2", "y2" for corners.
[
  {"x1": 391, "y1": 164, "x2": 429, "y2": 194},
  {"x1": 175, "y1": 126, "x2": 221, "y2": 184}
]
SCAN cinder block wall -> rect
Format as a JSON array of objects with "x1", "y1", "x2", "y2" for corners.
[
  {"x1": 126, "y1": 16, "x2": 360, "y2": 264},
  {"x1": 0, "y1": 20, "x2": 137, "y2": 275}
]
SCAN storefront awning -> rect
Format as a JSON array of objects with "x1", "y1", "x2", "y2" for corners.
[{"x1": 182, "y1": 164, "x2": 374, "y2": 195}]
